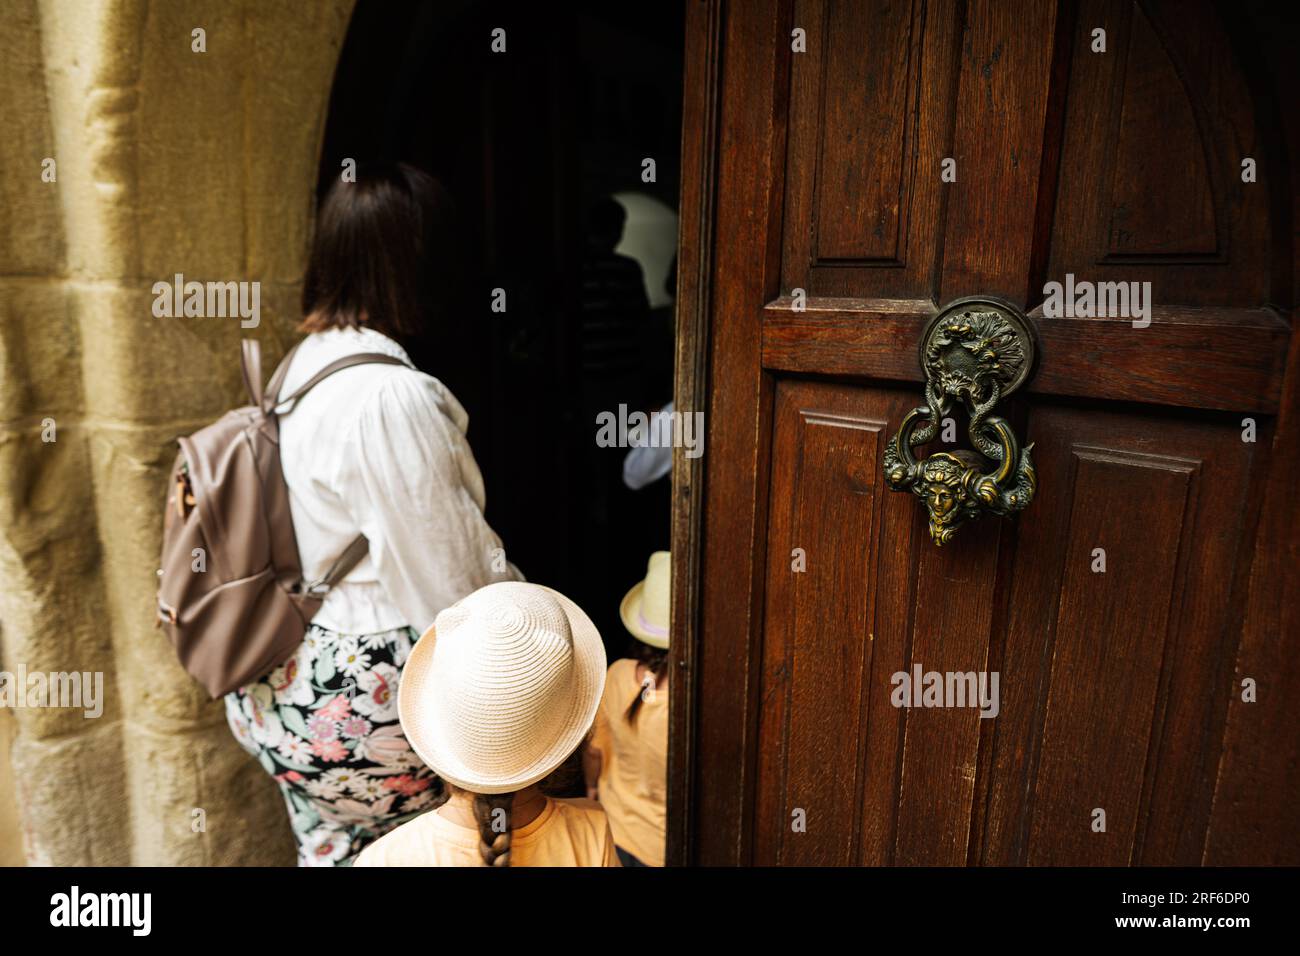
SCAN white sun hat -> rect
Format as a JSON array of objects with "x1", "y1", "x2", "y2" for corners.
[
  {"x1": 619, "y1": 551, "x2": 670, "y2": 649},
  {"x1": 398, "y1": 582, "x2": 607, "y2": 795}
]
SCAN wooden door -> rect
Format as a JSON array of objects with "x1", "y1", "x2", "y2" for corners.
[{"x1": 670, "y1": 0, "x2": 1300, "y2": 865}]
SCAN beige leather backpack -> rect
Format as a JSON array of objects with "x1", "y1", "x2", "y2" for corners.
[{"x1": 157, "y1": 339, "x2": 406, "y2": 698}]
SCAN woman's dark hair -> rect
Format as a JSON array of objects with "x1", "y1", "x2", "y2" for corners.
[
  {"x1": 625, "y1": 644, "x2": 669, "y2": 726},
  {"x1": 300, "y1": 161, "x2": 454, "y2": 339}
]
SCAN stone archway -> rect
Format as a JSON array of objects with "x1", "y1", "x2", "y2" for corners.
[{"x1": 0, "y1": 0, "x2": 355, "y2": 865}]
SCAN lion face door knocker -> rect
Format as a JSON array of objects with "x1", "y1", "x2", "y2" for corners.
[{"x1": 882, "y1": 297, "x2": 1038, "y2": 546}]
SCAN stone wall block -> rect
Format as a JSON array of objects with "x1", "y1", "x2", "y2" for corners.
[
  {"x1": 37, "y1": 0, "x2": 147, "y2": 281},
  {"x1": 0, "y1": 708, "x2": 28, "y2": 864},
  {"x1": 73, "y1": 283, "x2": 259, "y2": 425},
  {"x1": 242, "y1": 2, "x2": 355, "y2": 283},
  {"x1": 0, "y1": 280, "x2": 83, "y2": 426},
  {"x1": 8, "y1": 720, "x2": 128, "y2": 865},
  {"x1": 70, "y1": 283, "x2": 301, "y2": 427},
  {"x1": 134, "y1": 1, "x2": 272, "y2": 280},
  {"x1": 0, "y1": 0, "x2": 66, "y2": 276},
  {"x1": 128, "y1": 722, "x2": 295, "y2": 865},
  {"x1": 83, "y1": 420, "x2": 216, "y2": 724},
  {"x1": 0, "y1": 429, "x2": 119, "y2": 738}
]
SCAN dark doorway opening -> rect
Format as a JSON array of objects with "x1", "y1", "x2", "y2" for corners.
[{"x1": 317, "y1": 1, "x2": 685, "y2": 656}]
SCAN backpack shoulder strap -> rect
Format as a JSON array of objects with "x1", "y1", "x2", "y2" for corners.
[
  {"x1": 280, "y1": 352, "x2": 409, "y2": 406},
  {"x1": 261, "y1": 339, "x2": 302, "y2": 410},
  {"x1": 241, "y1": 339, "x2": 403, "y2": 592},
  {"x1": 255, "y1": 341, "x2": 409, "y2": 414},
  {"x1": 309, "y1": 533, "x2": 372, "y2": 593},
  {"x1": 241, "y1": 340, "x2": 265, "y2": 407}
]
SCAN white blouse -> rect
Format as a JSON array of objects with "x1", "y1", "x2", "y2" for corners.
[{"x1": 274, "y1": 326, "x2": 519, "y2": 634}]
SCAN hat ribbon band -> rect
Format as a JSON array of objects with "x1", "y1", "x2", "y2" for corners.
[{"x1": 637, "y1": 608, "x2": 668, "y2": 637}]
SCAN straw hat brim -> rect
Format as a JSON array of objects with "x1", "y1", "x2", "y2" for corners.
[
  {"x1": 397, "y1": 587, "x2": 607, "y2": 795},
  {"x1": 620, "y1": 580, "x2": 669, "y2": 649}
]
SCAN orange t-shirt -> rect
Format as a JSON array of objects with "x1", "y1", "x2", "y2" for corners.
[
  {"x1": 354, "y1": 797, "x2": 621, "y2": 867},
  {"x1": 590, "y1": 658, "x2": 668, "y2": 866}
]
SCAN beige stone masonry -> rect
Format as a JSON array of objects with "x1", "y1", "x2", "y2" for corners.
[{"x1": 0, "y1": 0, "x2": 356, "y2": 865}]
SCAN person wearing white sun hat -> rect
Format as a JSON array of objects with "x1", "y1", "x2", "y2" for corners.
[
  {"x1": 584, "y1": 551, "x2": 670, "y2": 866},
  {"x1": 354, "y1": 581, "x2": 619, "y2": 867}
]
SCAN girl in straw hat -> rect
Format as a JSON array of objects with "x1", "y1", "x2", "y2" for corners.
[
  {"x1": 583, "y1": 551, "x2": 670, "y2": 867},
  {"x1": 355, "y1": 581, "x2": 619, "y2": 866}
]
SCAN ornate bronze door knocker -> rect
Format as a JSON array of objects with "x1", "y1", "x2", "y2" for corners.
[{"x1": 882, "y1": 296, "x2": 1038, "y2": 546}]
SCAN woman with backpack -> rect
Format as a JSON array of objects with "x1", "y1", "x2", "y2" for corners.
[{"x1": 220, "y1": 163, "x2": 520, "y2": 865}]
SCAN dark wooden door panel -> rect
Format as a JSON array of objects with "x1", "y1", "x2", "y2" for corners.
[
  {"x1": 892, "y1": 493, "x2": 1004, "y2": 864},
  {"x1": 937, "y1": 0, "x2": 1066, "y2": 305},
  {"x1": 753, "y1": 384, "x2": 1264, "y2": 866},
  {"x1": 983, "y1": 405, "x2": 1260, "y2": 865},
  {"x1": 780, "y1": 0, "x2": 961, "y2": 299},
  {"x1": 1047, "y1": 0, "x2": 1274, "y2": 303},
  {"x1": 755, "y1": 379, "x2": 900, "y2": 865},
  {"x1": 754, "y1": 378, "x2": 1007, "y2": 866}
]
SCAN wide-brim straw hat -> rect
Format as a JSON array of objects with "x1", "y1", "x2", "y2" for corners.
[
  {"x1": 398, "y1": 582, "x2": 606, "y2": 795},
  {"x1": 620, "y1": 551, "x2": 670, "y2": 649}
]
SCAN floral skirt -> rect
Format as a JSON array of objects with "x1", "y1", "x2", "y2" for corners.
[{"x1": 224, "y1": 623, "x2": 438, "y2": 866}]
